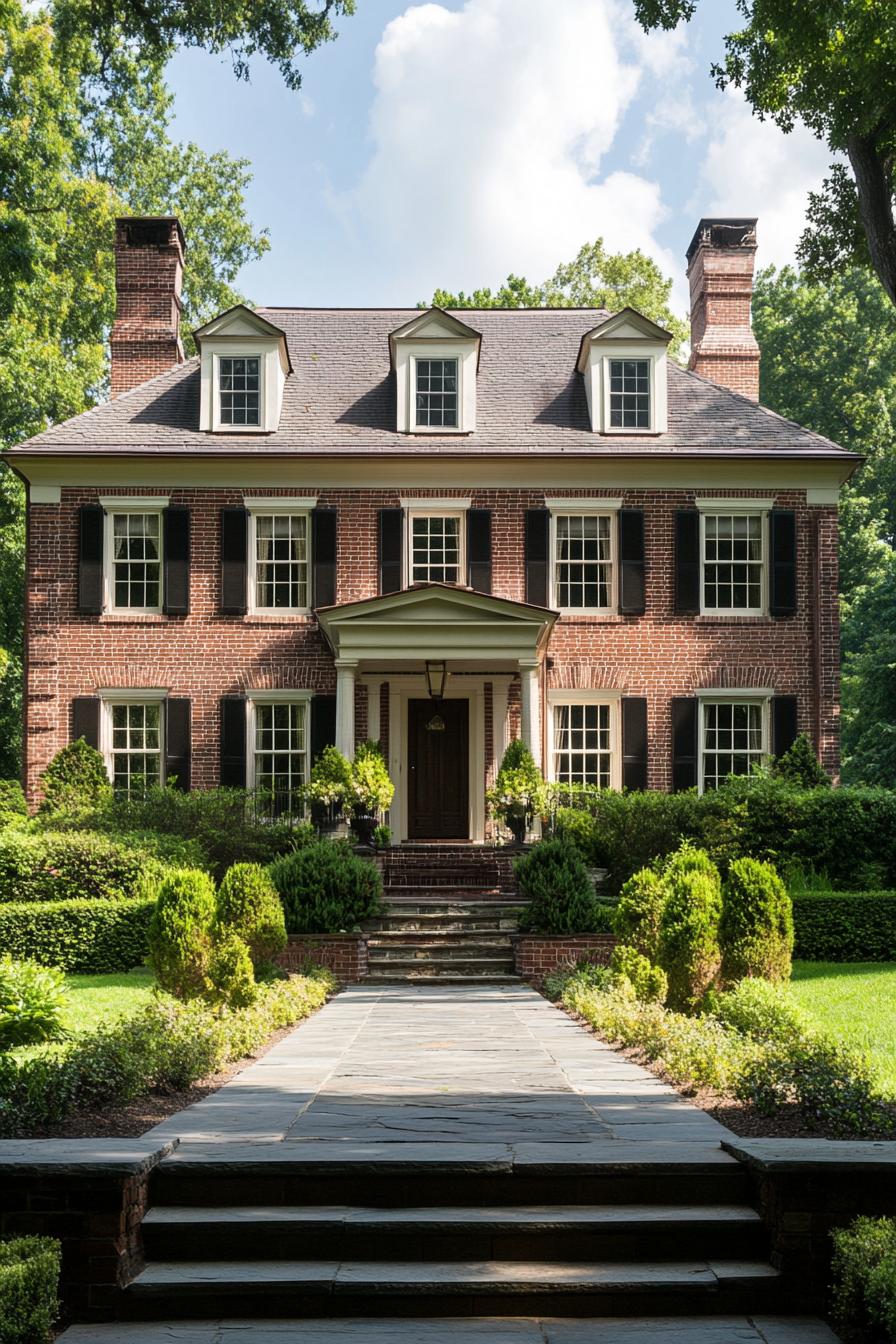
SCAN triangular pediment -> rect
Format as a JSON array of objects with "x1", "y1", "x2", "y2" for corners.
[
  {"x1": 576, "y1": 306, "x2": 672, "y2": 371},
  {"x1": 389, "y1": 308, "x2": 482, "y2": 370},
  {"x1": 194, "y1": 304, "x2": 292, "y2": 372}
]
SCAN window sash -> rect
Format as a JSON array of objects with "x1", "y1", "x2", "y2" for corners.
[
  {"x1": 608, "y1": 359, "x2": 650, "y2": 429},
  {"x1": 701, "y1": 700, "x2": 766, "y2": 791},
  {"x1": 108, "y1": 702, "x2": 162, "y2": 796},
  {"x1": 701, "y1": 512, "x2": 765, "y2": 614},
  {"x1": 552, "y1": 702, "x2": 613, "y2": 788},
  {"x1": 553, "y1": 513, "x2": 614, "y2": 610},
  {"x1": 252, "y1": 701, "x2": 307, "y2": 815},
  {"x1": 219, "y1": 356, "x2": 261, "y2": 427},
  {"x1": 252, "y1": 513, "x2": 309, "y2": 610},
  {"x1": 409, "y1": 512, "x2": 463, "y2": 585},
  {"x1": 109, "y1": 511, "x2": 162, "y2": 611},
  {"x1": 415, "y1": 358, "x2": 458, "y2": 428}
]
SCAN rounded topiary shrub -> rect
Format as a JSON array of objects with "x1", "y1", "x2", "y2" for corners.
[
  {"x1": 38, "y1": 739, "x2": 111, "y2": 815},
  {"x1": 720, "y1": 856, "x2": 794, "y2": 984},
  {"x1": 613, "y1": 867, "x2": 666, "y2": 961},
  {"x1": 215, "y1": 862, "x2": 287, "y2": 976},
  {"x1": 658, "y1": 845, "x2": 723, "y2": 1012},
  {"x1": 148, "y1": 867, "x2": 216, "y2": 1000},
  {"x1": 267, "y1": 840, "x2": 382, "y2": 934},
  {"x1": 207, "y1": 931, "x2": 257, "y2": 1010},
  {"x1": 610, "y1": 943, "x2": 667, "y2": 1004},
  {"x1": 516, "y1": 839, "x2": 606, "y2": 934},
  {"x1": 0, "y1": 956, "x2": 68, "y2": 1050},
  {"x1": 0, "y1": 1235, "x2": 61, "y2": 1344}
]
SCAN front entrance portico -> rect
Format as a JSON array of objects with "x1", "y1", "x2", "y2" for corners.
[{"x1": 316, "y1": 585, "x2": 556, "y2": 842}]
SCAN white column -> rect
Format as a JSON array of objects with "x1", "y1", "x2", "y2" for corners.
[
  {"x1": 366, "y1": 681, "x2": 381, "y2": 747},
  {"x1": 491, "y1": 680, "x2": 510, "y2": 771},
  {"x1": 519, "y1": 659, "x2": 542, "y2": 769},
  {"x1": 335, "y1": 659, "x2": 358, "y2": 757}
]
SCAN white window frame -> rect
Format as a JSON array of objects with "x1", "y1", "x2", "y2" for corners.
[
  {"x1": 547, "y1": 691, "x2": 622, "y2": 792},
  {"x1": 408, "y1": 352, "x2": 465, "y2": 434},
  {"x1": 600, "y1": 355, "x2": 658, "y2": 434},
  {"x1": 246, "y1": 690, "x2": 313, "y2": 810},
  {"x1": 98, "y1": 688, "x2": 167, "y2": 794},
  {"x1": 213, "y1": 352, "x2": 264, "y2": 432},
  {"x1": 698, "y1": 503, "x2": 769, "y2": 617},
  {"x1": 103, "y1": 504, "x2": 165, "y2": 615},
  {"x1": 405, "y1": 507, "x2": 467, "y2": 588},
  {"x1": 548, "y1": 505, "x2": 619, "y2": 615},
  {"x1": 697, "y1": 692, "x2": 771, "y2": 794},
  {"x1": 245, "y1": 499, "x2": 314, "y2": 616}
]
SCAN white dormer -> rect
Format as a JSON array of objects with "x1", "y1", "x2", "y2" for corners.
[
  {"x1": 194, "y1": 305, "x2": 292, "y2": 433},
  {"x1": 389, "y1": 308, "x2": 481, "y2": 434},
  {"x1": 576, "y1": 308, "x2": 671, "y2": 435}
]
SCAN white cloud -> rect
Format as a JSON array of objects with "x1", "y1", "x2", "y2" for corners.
[{"x1": 338, "y1": 0, "x2": 682, "y2": 301}]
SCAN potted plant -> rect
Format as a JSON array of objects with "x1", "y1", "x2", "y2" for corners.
[
  {"x1": 304, "y1": 746, "x2": 353, "y2": 835},
  {"x1": 349, "y1": 740, "x2": 395, "y2": 848},
  {"x1": 487, "y1": 739, "x2": 543, "y2": 845}
]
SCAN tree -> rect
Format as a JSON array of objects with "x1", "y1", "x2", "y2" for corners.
[
  {"x1": 633, "y1": 1, "x2": 896, "y2": 309},
  {"x1": 427, "y1": 238, "x2": 689, "y2": 358}
]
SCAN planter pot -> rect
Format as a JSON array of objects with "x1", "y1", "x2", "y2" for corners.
[
  {"x1": 311, "y1": 801, "x2": 344, "y2": 838},
  {"x1": 350, "y1": 811, "x2": 378, "y2": 848},
  {"x1": 505, "y1": 809, "x2": 528, "y2": 846}
]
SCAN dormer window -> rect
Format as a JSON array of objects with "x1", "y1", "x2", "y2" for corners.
[
  {"x1": 219, "y1": 356, "x2": 260, "y2": 427},
  {"x1": 389, "y1": 309, "x2": 481, "y2": 434},
  {"x1": 609, "y1": 359, "x2": 650, "y2": 429},
  {"x1": 416, "y1": 358, "x2": 458, "y2": 428},
  {"x1": 577, "y1": 308, "x2": 670, "y2": 435}
]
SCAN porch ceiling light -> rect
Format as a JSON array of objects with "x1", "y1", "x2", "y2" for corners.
[{"x1": 425, "y1": 659, "x2": 447, "y2": 701}]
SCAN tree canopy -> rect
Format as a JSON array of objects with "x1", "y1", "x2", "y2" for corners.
[
  {"x1": 427, "y1": 238, "x2": 689, "y2": 359},
  {"x1": 633, "y1": 1, "x2": 896, "y2": 309}
]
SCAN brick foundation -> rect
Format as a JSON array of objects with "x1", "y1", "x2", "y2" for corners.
[
  {"x1": 277, "y1": 934, "x2": 368, "y2": 982},
  {"x1": 514, "y1": 934, "x2": 617, "y2": 983}
]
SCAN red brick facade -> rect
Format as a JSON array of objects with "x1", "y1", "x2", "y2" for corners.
[
  {"x1": 513, "y1": 934, "x2": 617, "y2": 983},
  {"x1": 277, "y1": 934, "x2": 368, "y2": 982}
]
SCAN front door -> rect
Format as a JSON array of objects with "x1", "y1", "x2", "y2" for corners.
[{"x1": 407, "y1": 698, "x2": 469, "y2": 839}]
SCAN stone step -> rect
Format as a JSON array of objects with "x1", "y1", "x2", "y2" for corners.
[
  {"x1": 125, "y1": 1258, "x2": 783, "y2": 1319},
  {"x1": 369, "y1": 918, "x2": 520, "y2": 933},
  {"x1": 367, "y1": 941, "x2": 515, "y2": 960},
  {"x1": 364, "y1": 957, "x2": 517, "y2": 975},
  {"x1": 377, "y1": 897, "x2": 524, "y2": 914},
  {"x1": 142, "y1": 1203, "x2": 766, "y2": 1263},
  {"x1": 365, "y1": 972, "x2": 523, "y2": 985},
  {"x1": 382, "y1": 886, "x2": 520, "y2": 902}
]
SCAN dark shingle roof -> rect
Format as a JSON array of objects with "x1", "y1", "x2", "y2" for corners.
[{"x1": 7, "y1": 307, "x2": 853, "y2": 459}]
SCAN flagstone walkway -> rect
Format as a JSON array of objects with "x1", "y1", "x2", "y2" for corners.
[{"x1": 146, "y1": 982, "x2": 729, "y2": 1147}]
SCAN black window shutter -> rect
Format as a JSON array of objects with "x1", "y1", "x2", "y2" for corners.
[
  {"x1": 379, "y1": 509, "x2": 404, "y2": 594},
  {"x1": 618, "y1": 509, "x2": 645, "y2": 615},
  {"x1": 219, "y1": 696, "x2": 247, "y2": 788},
  {"x1": 165, "y1": 698, "x2": 191, "y2": 791},
  {"x1": 311, "y1": 508, "x2": 337, "y2": 608},
  {"x1": 163, "y1": 507, "x2": 190, "y2": 615},
  {"x1": 621, "y1": 697, "x2": 648, "y2": 791},
  {"x1": 525, "y1": 509, "x2": 550, "y2": 606},
  {"x1": 467, "y1": 509, "x2": 492, "y2": 593},
  {"x1": 770, "y1": 509, "x2": 797, "y2": 617},
  {"x1": 674, "y1": 511, "x2": 700, "y2": 615},
  {"x1": 71, "y1": 696, "x2": 100, "y2": 749},
  {"x1": 310, "y1": 694, "x2": 337, "y2": 765},
  {"x1": 220, "y1": 508, "x2": 248, "y2": 615},
  {"x1": 772, "y1": 696, "x2": 799, "y2": 758},
  {"x1": 671, "y1": 697, "x2": 698, "y2": 791},
  {"x1": 78, "y1": 505, "x2": 104, "y2": 613}
]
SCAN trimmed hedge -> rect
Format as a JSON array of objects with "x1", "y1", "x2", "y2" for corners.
[
  {"x1": 0, "y1": 898, "x2": 154, "y2": 972},
  {"x1": 0, "y1": 829, "x2": 200, "y2": 904},
  {"x1": 0, "y1": 1235, "x2": 60, "y2": 1344},
  {"x1": 831, "y1": 1215, "x2": 896, "y2": 1343},
  {"x1": 793, "y1": 892, "x2": 896, "y2": 962}
]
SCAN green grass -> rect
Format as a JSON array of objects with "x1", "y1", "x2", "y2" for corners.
[
  {"x1": 60, "y1": 967, "x2": 156, "y2": 1035},
  {"x1": 791, "y1": 961, "x2": 896, "y2": 1097}
]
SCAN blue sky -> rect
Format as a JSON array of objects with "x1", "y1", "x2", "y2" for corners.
[{"x1": 167, "y1": 0, "x2": 832, "y2": 319}]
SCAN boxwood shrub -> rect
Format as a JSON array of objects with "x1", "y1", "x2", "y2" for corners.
[
  {"x1": 831, "y1": 1215, "x2": 896, "y2": 1343},
  {"x1": 0, "y1": 1235, "x2": 60, "y2": 1344},
  {"x1": 792, "y1": 892, "x2": 896, "y2": 962},
  {"x1": 0, "y1": 897, "x2": 154, "y2": 972},
  {"x1": 0, "y1": 829, "x2": 199, "y2": 904}
]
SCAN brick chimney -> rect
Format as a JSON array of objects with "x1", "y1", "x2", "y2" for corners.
[
  {"x1": 110, "y1": 216, "x2": 185, "y2": 397},
  {"x1": 686, "y1": 217, "x2": 760, "y2": 401}
]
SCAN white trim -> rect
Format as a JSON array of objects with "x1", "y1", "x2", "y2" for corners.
[
  {"x1": 97, "y1": 693, "x2": 166, "y2": 793},
  {"x1": 699, "y1": 508, "x2": 768, "y2": 618},
  {"x1": 409, "y1": 352, "x2": 465, "y2": 435},
  {"x1": 245, "y1": 693, "x2": 311, "y2": 804},
  {"x1": 97, "y1": 687, "x2": 168, "y2": 701},
  {"x1": 103, "y1": 505, "x2": 164, "y2": 615},
  {"x1": 246, "y1": 508, "x2": 312, "y2": 616},
  {"x1": 601, "y1": 355, "x2": 657, "y2": 435},
  {"x1": 548, "y1": 507, "x2": 617, "y2": 616},
  {"x1": 244, "y1": 689, "x2": 313, "y2": 703},
  {"x1": 98, "y1": 495, "x2": 170, "y2": 509},
  {"x1": 30, "y1": 485, "x2": 61, "y2": 504},
  {"x1": 244, "y1": 496, "x2": 318, "y2": 511},
  {"x1": 545, "y1": 691, "x2": 622, "y2": 791},
  {"x1": 404, "y1": 506, "x2": 467, "y2": 589},
  {"x1": 212, "y1": 351, "x2": 266, "y2": 434},
  {"x1": 697, "y1": 694, "x2": 770, "y2": 795},
  {"x1": 696, "y1": 497, "x2": 776, "y2": 512},
  {"x1": 399, "y1": 496, "x2": 471, "y2": 509},
  {"x1": 806, "y1": 487, "x2": 840, "y2": 505},
  {"x1": 545, "y1": 497, "x2": 623, "y2": 512}
]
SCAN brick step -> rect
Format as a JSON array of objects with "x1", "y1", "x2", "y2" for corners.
[
  {"x1": 142, "y1": 1204, "x2": 766, "y2": 1263},
  {"x1": 367, "y1": 941, "x2": 515, "y2": 959},
  {"x1": 124, "y1": 1258, "x2": 783, "y2": 1320}
]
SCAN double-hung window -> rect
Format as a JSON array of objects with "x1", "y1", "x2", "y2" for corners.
[
  {"x1": 250, "y1": 696, "x2": 309, "y2": 816},
  {"x1": 100, "y1": 696, "x2": 164, "y2": 796},
  {"x1": 408, "y1": 511, "x2": 464, "y2": 585},
  {"x1": 415, "y1": 358, "x2": 458, "y2": 428},
  {"x1": 252, "y1": 513, "x2": 309, "y2": 611},
  {"x1": 700, "y1": 699, "x2": 767, "y2": 791},
  {"x1": 548, "y1": 694, "x2": 620, "y2": 790},
  {"x1": 219, "y1": 356, "x2": 261, "y2": 427},
  {"x1": 701, "y1": 512, "x2": 765, "y2": 614},
  {"x1": 608, "y1": 359, "x2": 650, "y2": 429},
  {"x1": 107, "y1": 509, "x2": 163, "y2": 613},
  {"x1": 552, "y1": 512, "x2": 614, "y2": 612}
]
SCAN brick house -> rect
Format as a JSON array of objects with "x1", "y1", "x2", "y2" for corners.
[{"x1": 4, "y1": 215, "x2": 858, "y2": 840}]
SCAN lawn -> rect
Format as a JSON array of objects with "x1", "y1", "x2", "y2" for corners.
[
  {"x1": 60, "y1": 967, "x2": 156, "y2": 1035},
  {"x1": 791, "y1": 961, "x2": 896, "y2": 1098}
]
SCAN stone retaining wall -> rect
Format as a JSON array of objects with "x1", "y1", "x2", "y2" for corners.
[
  {"x1": 277, "y1": 934, "x2": 368, "y2": 983},
  {"x1": 513, "y1": 934, "x2": 616, "y2": 983}
]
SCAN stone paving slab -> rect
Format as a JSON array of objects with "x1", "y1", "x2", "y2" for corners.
[{"x1": 0, "y1": 1139, "x2": 176, "y2": 1175}]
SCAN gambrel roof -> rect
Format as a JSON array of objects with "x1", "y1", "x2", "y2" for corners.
[{"x1": 8, "y1": 306, "x2": 855, "y2": 461}]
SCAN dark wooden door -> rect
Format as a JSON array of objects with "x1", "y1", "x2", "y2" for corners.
[{"x1": 408, "y1": 698, "x2": 469, "y2": 839}]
